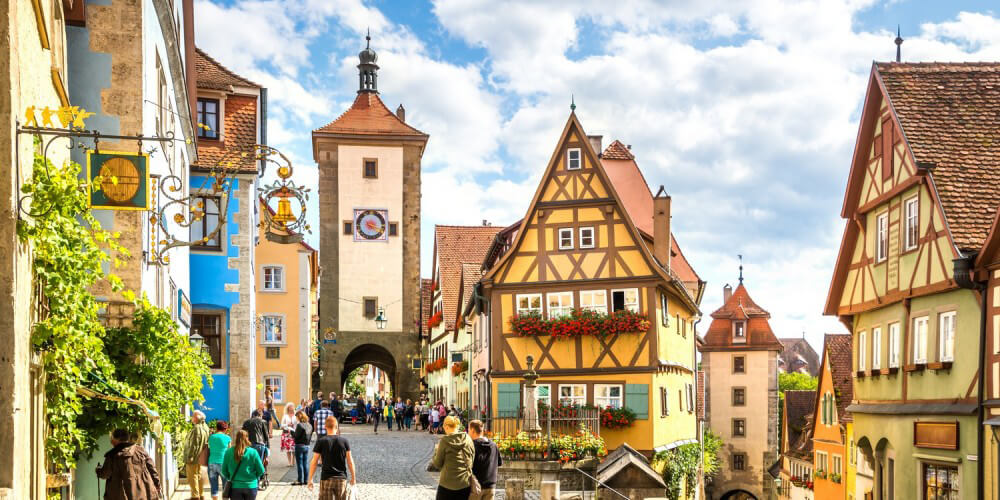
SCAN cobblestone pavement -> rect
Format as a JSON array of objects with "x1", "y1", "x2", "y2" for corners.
[{"x1": 172, "y1": 422, "x2": 440, "y2": 499}]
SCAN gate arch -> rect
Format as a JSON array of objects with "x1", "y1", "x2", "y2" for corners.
[{"x1": 342, "y1": 343, "x2": 396, "y2": 396}]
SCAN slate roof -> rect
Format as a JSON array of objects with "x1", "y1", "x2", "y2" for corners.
[
  {"x1": 784, "y1": 390, "x2": 816, "y2": 460},
  {"x1": 194, "y1": 48, "x2": 259, "y2": 90},
  {"x1": 434, "y1": 225, "x2": 504, "y2": 330},
  {"x1": 823, "y1": 333, "x2": 854, "y2": 423},
  {"x1": 420, "y1": 278, "x2": 433, "y2": 338},
  {"x1": 877, "y1": 62, "x2": 1000, "y2": 252},
  {"x1": 314, "y1": 92, "x2": 428, "y2": 138},
  {"x1": 701, "y1": 284, "x2": 783, "y2": 351}
]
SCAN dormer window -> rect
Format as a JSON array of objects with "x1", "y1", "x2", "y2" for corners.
[
  {"x1": 733, "y1": 321, "x2": 746, "y2": 342},
  {"x1": 567, "y1": 148, "x2": 581, "y2": 170}
]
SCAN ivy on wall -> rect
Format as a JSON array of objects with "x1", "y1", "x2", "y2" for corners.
[{"x1": 652, "y1": 429, "x2": 723, "y2": 499}]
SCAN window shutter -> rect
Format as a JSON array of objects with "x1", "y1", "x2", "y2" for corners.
[
  {"x1": 497, "y1": 383, "x2": 520, "y2": 418},
  {"x1": 626, "y1": 384, "x2": 648, "y2": 419}
]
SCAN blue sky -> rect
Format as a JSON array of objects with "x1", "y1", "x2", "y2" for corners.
[{"x1": 194, "y1": 0, "x2": 1000, "y2": 352}]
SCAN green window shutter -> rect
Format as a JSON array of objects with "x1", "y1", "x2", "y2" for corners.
[
  {"x1": 497, "y1": 383, "x2": 520, "y2": 418},
  {"x1": 626, "y1": 384, "x2": 649, "y2": 419}
]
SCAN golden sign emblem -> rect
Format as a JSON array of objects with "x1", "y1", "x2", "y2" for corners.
[{"x1": 98, "y1": 157, "x2": 142, "y2": 203}]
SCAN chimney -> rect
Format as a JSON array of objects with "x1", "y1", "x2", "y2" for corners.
[
  {"x1": 588, "y1": 135, "x2": 603, "y2": 156},
  {"x1": 396, "y1": 104, "x2": 405, "y2": 122},
  {"x1": 653, "y1": 185, "x2": 671, "y2": 270},
  {"x1": 723, "y1": 284, "x2": 733, "y2": 303}
]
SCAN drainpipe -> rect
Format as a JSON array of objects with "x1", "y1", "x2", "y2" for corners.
[{"x1": 953, "y1": 253, "x2": 986, "y2": 500}]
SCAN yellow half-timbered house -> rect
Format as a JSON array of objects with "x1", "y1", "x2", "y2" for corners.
[{"x1": 483, "y1": 111, "x2": 705, "y2": 455}]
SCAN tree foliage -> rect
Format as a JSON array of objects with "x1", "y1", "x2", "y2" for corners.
[
  {"x1": 652, "y1": 429, "x2": 723, "y2": 499},
  {"x1": 779, "y1": 372, "x2": 818, "y2": 393},
  {"x1": 344, "y1": 366, "x2": 365, "y2": 397}
]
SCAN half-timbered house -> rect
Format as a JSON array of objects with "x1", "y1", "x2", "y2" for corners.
[
  {"x1": 810, "y1": 334, "x2": 853, "y2": 500},
  {"x1": 825, "y1": 62, "x2": 1000, "y2": 499},
  {"x1": 482, "y1": 111, "x2": 704, "y2": 456}
]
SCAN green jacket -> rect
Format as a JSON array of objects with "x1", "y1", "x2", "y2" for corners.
[
  {"x1": 432, "y1": 432, "x2": 475, "y2": 491},
  {"x1": 183, "y1": 422, "x2": 210, "y2": 465},
  {"x1": 221, "y1": 447, "x2": 265, "y2": 489}
]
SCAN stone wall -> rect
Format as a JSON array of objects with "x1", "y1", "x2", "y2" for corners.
[{"x1": 227, "y1": 182, "x2": 255, "y2": 421}]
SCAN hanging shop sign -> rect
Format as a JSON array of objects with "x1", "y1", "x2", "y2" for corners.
[
  {"x1": 178, "y1": 289, "x2": 192, "y2": 328},
  {"x1": 87, "y1": 150, "x2": 150, "y2": 210}
]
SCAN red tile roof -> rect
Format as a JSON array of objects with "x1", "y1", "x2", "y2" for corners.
[
  {"x1": 458, "y1": 263, "x2": 481, "y2": 315},
  {"x1": 602, "y1": 140, "x2": 634, "y2": 160},
  {"x1": 823, "y1": 333, "x2": 854, "y2": 423},
  {"x1": 434, "y1": 225, "x2": 505, "y2": 330},
  {"x1": 877, "y1": 62, "x2": 1000, "y2": 251},
  {"x1": 193, "y1": 94, "x2": 259, "y2": 173},
  {"x1": 314, "y1": 92, "x2": 428, "y2": 138},
  {"x1": 195, "y1": 48, "x2": 259, "y2": 90},
  {"x1": 420, "y1": 278, "x2": 433, "y2": 338},
  {"x1": 784, "y1": 390, "x2": 816, "y2": 459},
  {"x1": 701, "y1": 284, "x2": 783, "y2": 351}
]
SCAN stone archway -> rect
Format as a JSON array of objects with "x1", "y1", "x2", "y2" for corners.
[
  {"x1": 320, "y1": 338, "x2": 420, "y2": 401},
  {"x1": 720, "y1": 490, "x2": 757, "y2": 500},
  {"x1": 342, "y1": 344, "x2": 396, "y2": 397}
]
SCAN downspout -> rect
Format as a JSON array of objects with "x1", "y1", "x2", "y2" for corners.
[{"x1": 953, "y1": 253, "x2": 986, "y2": 500}]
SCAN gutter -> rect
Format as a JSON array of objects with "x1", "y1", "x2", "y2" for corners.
[{"x1": 953, "y1": 253, "x2": 986, "y2": 500}]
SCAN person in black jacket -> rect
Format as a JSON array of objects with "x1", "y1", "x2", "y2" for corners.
[
  {"x1": 291, "y1": 411, "x2": 313, "y2": 485},
  {"x1": 467, "y1": 420, "x2": 501, "y2": 499}
]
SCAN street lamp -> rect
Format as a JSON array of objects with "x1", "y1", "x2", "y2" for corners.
[
  {"x1": 189, "y1": 331, "x2": 205, "y2": 348},
  {"x1": 375, "y1": 307, "x2": 387, "y2": 329}
]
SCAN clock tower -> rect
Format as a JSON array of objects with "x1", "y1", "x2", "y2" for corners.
[{"x1": 312, "y1": 35, "x2": 428, "y2": 400}]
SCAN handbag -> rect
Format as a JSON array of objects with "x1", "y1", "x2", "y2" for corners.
[
  {"x1": 221, "y1": 481, "x2": 233, "y2": 499},
  {"x1": 197, "y1": 445, "x2": 209, "y2": 466}
]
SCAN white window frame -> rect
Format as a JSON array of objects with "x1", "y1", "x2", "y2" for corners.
[
  {"x1": 579, "y1": 226, "x2": 595, "y2": 249},
  {"x1": 833, "y1": 455, "x2": 842, "y2": 475},
  {"x1": 872, "y1": 327, "x2": 882, "y2": 370},
  {"x1": 733, "y1": 321, "x2": 746, "y2": 342},
  {"x1": 888, "y1": 322, "x2": 901, "y2": 368},
  {"x1": 558, "y1": 384, "x2": 586, "y2": 406},
  {"x1": 262, "y1": 374, "x2": 284, "y2": 403},
  {"x1": 546, "y1": 291, "x2": 574, "y2": 319},
  {"x1": 660, "y1": 293, "x2": 669, "y2": 327},
  {"x1": 816, "y1": 451, "x2": 828, "y2": 473},
  {"x1": 913, "y1": 316, "x2": 929, "y2": 364},
  {"x1": 566, "y1": 148, "x2": 582, "y2": 170},
  {"x1": 261, "y1": 314, "x2": 285, "y2": 345},
  {"x1": 594, "y1": 384, "x2": 623, "y2": 409},
  {"x1": 858, "y1": 330, "x2": 867, "y2": 371},
  {"x1": 516, "y1": 293, "x2": 543, "y2": 316},
  {"x1": 262, "y1": 265, "x2": 285, "y2": 292},
  {"x1": 876, "y1": 212, "x2": 888, "y2": 262},
  {"x1": 611, "y1": 288, "x2": 639, "y2": 313},
  {"x1": 904, "y1": 196, "x2": 919, "y2": 251},
  {"x1": 558, "y1": 228, "x2": 574, "y2": 250},
  {"x1": 686, "y1": 383, "x2": 694, "y2": 413},
  {"x1": 580, "y1": 290, "x2": 607, "y2": 314},
  {"x1": 939, "y1": 311, "x2": 956, "y2": 362}
]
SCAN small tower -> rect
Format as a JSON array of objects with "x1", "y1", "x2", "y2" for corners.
[
  {"x1": 358, "y1": 30, "x2": 379, "y2": 93},
  {"x1": 894, "y1": 25, "x2": 903, "y2": 63}
]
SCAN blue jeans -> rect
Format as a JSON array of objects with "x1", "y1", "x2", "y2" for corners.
[
  {"x1": 386, "y1": 416, "x2": 393, "y2": 430},
  {"x1": 207, "y1": 463, "x2": 223, "y2": 496},
  {"x1": 404, "y1": 416, "x2": 412, "y2": 429},
  {"x1": 294, "y1": 445, "x2": 310, "y2": 483}
]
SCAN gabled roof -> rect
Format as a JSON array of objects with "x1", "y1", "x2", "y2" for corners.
[
  {"x1": 433, "y1": 225, "x2": 504, "y2": 331},
  {"x1": 778, "y1": 338, "x2": 821, "y2": 377},
  {"x1": 595, "y1": 443, "x2": 666, "y2": 489},
  {"x1": 420, "y1": 278, "x2": 433, "y2": 338},
  {"x1": 455, "y1": 263, "x2": 482, "y2": 331},
  {"x1": 195, "y1": 48, "x2": 260, "y2": 90},
  {"x1": 314, "y1": 92, "x2": 428, "y2": 139},
  {"x1": 783, "y1": 390, "x2": 816, "y2": 460},
  {"x1": 701, "y1": 284, "x2": 783, "y2": 351},
  {"x1": 822, "y1": 333, "x2": 854, "y2": 423},
  {"x1": 602, "y1": 140, "x2": 634, "y2": 160}
]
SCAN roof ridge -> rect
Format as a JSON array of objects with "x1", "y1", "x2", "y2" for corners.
[
  {"x1": 195, "y1": 47, "x2": 260, "y2": 88},
  {"x1": 313, "y1": 92, "x2": 427, "y2": 136}
]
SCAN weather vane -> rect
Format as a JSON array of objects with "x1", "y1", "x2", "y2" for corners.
[{"x1": 738, "y1": 254, "x2": 744, "y2": 284}]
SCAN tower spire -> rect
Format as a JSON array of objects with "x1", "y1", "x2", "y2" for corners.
[
  {"x1": 357, "y1": 31, "x2": 379, "y2": 93},
  {"x1": 738, "y1": 254, "x2": 744, "y2": 285},
  {"x1": 895, "y1": 25, "x2": 903, "y2": 63},
  {"x1": 570, "y1": 94, "x2": 576, "y2": 112}
]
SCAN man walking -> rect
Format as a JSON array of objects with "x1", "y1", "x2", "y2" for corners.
[
  {"x1": 242, "y1": 408, "x2": 271, "y2": 463},
  {"x1": 308, "y1": 416, "x2": 357, "y2": 499},
  {"x1": 309, "y1": 391, "x2": 324, "y2": 421},
  {"x1": 371, "y1": 400, "x2": 382, "y2": 434},
  {"x1": 313, "y1": 400, "x2": 334, "y2": 437},
  {"x1": 183, "y1": 411, "x2": 210, "y2": 499},
  {"x1": 96, "y1": 429, "x2": 161, "y2": 500},
  {"x1": 468, "y1": 420, "x2": 502, "y2": 499}
]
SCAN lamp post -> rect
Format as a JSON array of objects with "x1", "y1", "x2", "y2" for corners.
[{"x1": 375, "y1": 307, "x2": 387, "y2": 330}]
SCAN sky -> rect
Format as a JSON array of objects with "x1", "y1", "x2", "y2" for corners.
[{"x1": 193, "y1": 0, "x2": 1000, "y2": 353}]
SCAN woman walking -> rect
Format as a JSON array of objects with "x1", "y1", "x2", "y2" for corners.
[
  {"x1": 292, "y1": 411, "x2": 312, "y2": 486},
  {"x1": 431, "y1": 416, "x2": 475, "y2": 500},
  {"x1": 384, "y1": 402, "x2": 394, "y2": 432},
  {"x1": 207, "y1": 421, "x2": 231, "y2": 500},
  {"x1": 221, "y1": 430, "x2": 266, "y2": 500},
  {"x1": 405, "y1": 399, "x2": 415, "y2": 430},
  {"x1": 420, "y1": 400, "x2": 430, "y2": 431},
  {"x1": 372, "y1": 400, "x2": 382, "y2": 434},
  {"x1": 280, "y1": 402, "x2": 297, "y2": 466}
]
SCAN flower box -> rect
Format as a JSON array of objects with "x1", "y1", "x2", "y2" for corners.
[
  {"x1": 427, "y1": 311, "x2": 443, "y2": 329},
  {"x1": 510, "y1": 309, "x2": 650, "y2": 340}
]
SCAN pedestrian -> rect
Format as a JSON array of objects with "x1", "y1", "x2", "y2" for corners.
[
  {"x1": 241, "y1": 409, "x2": 270, "y2": 465},
  {"x1": 429, "y1": 403, "x2": 441, "y2": 434},
  {"x1": 405, "y1": 399, "x2": 415, "y2": 430},
  {"x1": 420, "y1": 400, "x2": 431, "y2": 431},
  {"x1": 330, "y1": 393, "x2": 341, "y2": 422},
  {"x1": 366, "y1": 400, "x2": 373, "y2": 424},
  {"x1": 371, "y1": 400, "x2": 382, "y2": 434},
  {"x1": 384, "y1": 402, "x2": 394, "y2": 431},
  {"x1": 252, "y1": 400, "x2": 274, "y2": 437},
  {"x1": 432, "y1": 416, "x2": 475, "y2": 500},
  {"x1": 395, "y1": 398, "x2": 405, "y2": 430},
  {"x1": 221, "y1": 430, "x2": 266, "y2": 500},
  {"x1": 280, "y1": 402, "x2": 297, "y2": 466},
  {"x1": 313, "y1": 400, "x2": 334, "y2": 437},
  {"x1": 356, "y1": 398, "x2": 366, "y2": 425},
  {"x1": 207, "y1": 421, "x2": 232, "y2": 500},
  {"x1": 95, "y1": 428, "x2": 161, "y2": 500},
  {"x1": 183, "y1": 410, "x2": 210, "y2": 500},
  {"x1": 292, "y1": 411, "x2": 312, "y2": 486},
  {"x1": 468, "y1": 420, "x2": 501, "y2": 500},
  {"x1": 310, "y1": 391, "x2": 324, "y2": 420},
  {"x1": 308, "y1": 416, "x2": 357, "y2": 500},
  {"x1": 296, "y1": 398, "x2": 307, "y2": 413}
]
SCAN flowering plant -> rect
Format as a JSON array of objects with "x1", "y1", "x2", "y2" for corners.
[
  {"x1": 426, "y1": 357, "x2": 447, "y2": 373},
  {"x1": 451, "y1": 360, "x2": 469, "y2": 376},
  {"x1": 427, "y1": 311, "x2": 443, "y2": 329},
  {"x1": 599, "y1": 406, "x2": 637, "y2": 429},
  {"x1": 510, "y1": 309, "x2": 649, "y2": 340},
  {"x1": 493, "y1": 429, "x2": 606, "y2": 462}
]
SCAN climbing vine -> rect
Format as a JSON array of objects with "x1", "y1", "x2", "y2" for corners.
[{"x1": 652, "y1": 429, "x2": 723, "y2": 499}]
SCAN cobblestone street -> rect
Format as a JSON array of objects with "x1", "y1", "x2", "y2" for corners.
[{"x1": 172, "y1": 423, "x2": 440, "y2": 499}]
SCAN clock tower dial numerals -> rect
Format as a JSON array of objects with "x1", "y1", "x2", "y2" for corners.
[{"x1": 353, "y1": 209, "x2": 388, "y2": 241}]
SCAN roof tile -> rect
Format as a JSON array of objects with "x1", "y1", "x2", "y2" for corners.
[
  {"x1": 784, "y1": 390, "x2": 816, "y2": 459},
  {"x1": 701, "y1": 284, "x2": 783, "y2": 350},
  {"x1": 434, "y1": 225, "x2": 505, "y2": 330},
  {"x1": 314, "y1": 92, "x2": 428, "y2": 138},
  {"x1": 195, "y1": 48, "x2": 259, "y2": 90},
  {"x1": 823, "y1": 333, "x2": 854, "y2": 422}
]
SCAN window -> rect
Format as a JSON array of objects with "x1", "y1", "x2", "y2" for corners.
[
  {"x1": 660, "y1": 386, "x2": 669, "y2": 416},
  {"x1": 732, "y1": 387, "x2": 746, "y2": 406},
  {"x1": 263, "y1": 375, "x2": 283, "y2": 402},
  {"x1": 733, "y1": 321, "x2": 746, "y2": 341},
  {"x1": 611, "y1": 289, "x2": 639, "y2": 313},
  {"x1": 343, "y1": 221, "x2": 353, "y2": 235},
  {"x1": 833, "y1": 455, "x2": 842, "y2": 476},
  {"x1": 567, "y1": 148, "x2": 581, "y2": 170},
  {"x1": 889, "y1": 322, "x2": 901, "y2": 368},
  {"x1": 595, "y1": 385, "x2": 623, "y2": 408},
  {"x1": 733, "y1": 355, "x2": 745, "y2": 373},
  {"x1": 872, "y1": 327, "x2": 882, "y2": 370},
  {"x1": 525, "y1": 384, "x2": 551, "y2": 405},
  {"x1": 265, "y1": 347, "x2": 280, "y2": 359},
  {"x1": 686, "y1": 384, "x2": 694, "y2": 413},
  {"x1": 451, "y1": 352, "x2": 464, "y2": 363},
  {"x1": 579, "y1": 227, "x2": 595, "y2": 248},
  {"x1": 816, "y1": 451, "x2": 828, "y2": 473},
  {"x1": 516, "y1": 294, "x2": 543, "y2": 316},
  {"x1": 913, "y1": 316, "x2": 929, "y2": 364},
  {"x1": 261, "y1": 315, "x2": 283, "y2": 344},
  {"x1": 389, "y1": 222, "x2": 398, "y2": 237},
  {"x1": 156, "y1": 55, "x2": 172, "y2": 138},
  {"x1": 732, "y1": 453, "x2": 746, "y2": 471},
  {"x1": 263, "y1": 266, "x2": 283, "y2": 291},
  {"x1": 411, "y1": 359, "x2": 422, "y2": 369},
  {"x1": 363, "y1": 297, "x2": 377, "y2": 318},
  {"x1": 191, "y1": 196, "x2": 221, "y2": 249},
  {"x1": 192, "y1": 313, "x2": 222, "y2": 369},
  {"x1": 922, "y1": 463, "x2": 958, "y2": 499},
  {"x1": 547, "y1": 291, "x2": 573, "y2": 319},
  {"x1": 876, "y1": 212, "x2": 888, "y2": 262},
  {"x1": 905, "y1": 197, "x2": 919, "y2": 250},
  {"x1": 858, "y1": 330, "x2": 867, "y2": 371},
  {"x1": 732, "y1": 418, "x2": 746, "y2": 437},
  {"x1": 363, "y1": 158, "x2": 378, "y2": 178},
  {"x1": 939, "y1": 311, "x2": 955, "y2": 362},
  {"x1": 558, "y1": 228, "x2": 574, "y2": 250},
  {"x1": 559, "y1": 384, "x2": 586, "y2": 406},
  {"x1": 660, "y1": 293, "x2": 669, "y2": 327},
  {"x1": 580, "y1": 290, "x2": 607, "y2": 314},
  {"x1": 196, "y1": 98, "x2": 219, "y2": 139}
]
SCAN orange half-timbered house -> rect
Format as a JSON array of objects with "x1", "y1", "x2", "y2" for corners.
[
  {"x1": 482, "y1": 111, "x2": 704, "y2": 456},
  {"x1": 811, "y1": 334, "x2": 853, "y2": 499}
]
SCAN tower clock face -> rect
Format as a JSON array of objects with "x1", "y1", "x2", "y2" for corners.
[{"x1": 354, "y1": 209, "x2": 388, "y2": 241}]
